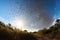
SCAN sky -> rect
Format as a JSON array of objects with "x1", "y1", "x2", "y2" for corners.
[{"x1": 0, "y1": 0, "x2": 60, "y2": 32}]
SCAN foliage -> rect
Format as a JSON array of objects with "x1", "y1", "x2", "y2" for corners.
[
  {"x1": 0, "y1": 19, "x2": 60, "y2": 40},
  {"x1": 37, "y1": 19, "x2": 60, "y2": 40},
  {"x1": 0, "y1": 21, "x2": 37, "y2": 40}
]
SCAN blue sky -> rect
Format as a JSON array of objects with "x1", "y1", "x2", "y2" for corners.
[
  {"x1": 0, "y1": 0, "x2": 15, "y2": 23},
  {"x1": 0, "y1": 0, "x2": 60, "y2": 32}
]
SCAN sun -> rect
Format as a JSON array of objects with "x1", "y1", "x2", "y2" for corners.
[
  {"x1": 16, "y1": 19, "x2": 25, "y2": 27},
  {"x1": 11, "y1": 18, "x2": 26, "y2": 29}
]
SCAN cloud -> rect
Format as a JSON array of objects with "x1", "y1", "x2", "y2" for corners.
[
  {"x1": 11, "y1": 0, "x2": 55, "y2": 31},
  {"x1": 17, "y1": 0, "x2": 55, "y2": 28}
]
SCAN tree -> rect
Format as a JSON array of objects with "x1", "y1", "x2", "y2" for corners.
[
  {"x1": 0, "y1": 21, "x2": 5, "y2": 27},
  {"x1": 8, "y1": 23, "x2": 11, "y2": 27},
  {"x1": 56, "y1": 19, "x2": 60, "y2": 23}
]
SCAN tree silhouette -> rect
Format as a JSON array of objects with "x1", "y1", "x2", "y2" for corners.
[
  {"x1": 0, "y1": 21, "x2": 5, "y2": 27},
  {"x1": 56, "y1": 19, "x2": 60, "y2": 22}
]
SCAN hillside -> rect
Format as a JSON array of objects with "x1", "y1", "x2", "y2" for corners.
[
  {"x1": 0, "y1": 21, "x2": 37, "y2": 40},
  {"x1": 0, "y1": 19, "x2": 60, "y2": 40},
  {"x1": 36, "y1": 19, "x2": 60, "y2": 40}
]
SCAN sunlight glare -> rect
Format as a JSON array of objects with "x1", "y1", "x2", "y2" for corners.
[{"x1": 11, "y1": 18, "x2": 26, "y2": 30}]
